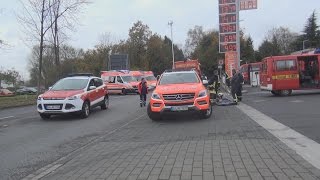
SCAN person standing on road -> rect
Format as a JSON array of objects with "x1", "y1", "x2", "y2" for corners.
[
  {"x1": 231, "y1": 69, "x2": 240, "y2": 103},
  {"x1": 138, "y1": 78, "x2": 148, "y2": 107},
  {"x1": 208, "y1": 73, "x2": 220, "y2": 103},
  {"x1": 236, "y1": 70, "x2": 244, "y2": 101}
]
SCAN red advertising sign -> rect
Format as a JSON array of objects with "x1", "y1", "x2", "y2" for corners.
[
  {"x1": 219, "y1": 14, "x2": 237, "y2": 24},
  {"x1": 225, "y1": 51, "x2": 238, "y2": 77},
  {"x1": 218, "y1": 0, "x2": 238, "y2": 53},
  {"x1": 219, "y1": 4, "x2": 236, "y2": 14},
  {"x1": 240, "y1": 0, "x2": 257, "y2": 10},
  {"x1": 219, "y1": 23, "x2": 237, "y2": 33},
  {"x1": 219, "y1": 0, "x2": 236, "y2": 4},
  {"x1": 220, "y1": 33, "x2": 237, "y2": 43}
]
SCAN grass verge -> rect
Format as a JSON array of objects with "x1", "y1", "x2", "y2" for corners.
[{"x1": 0, "y1": 95, "x2": 37, "y2": 109}]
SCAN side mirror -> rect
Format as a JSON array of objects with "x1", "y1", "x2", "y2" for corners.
[
  {"x1": 89, "y1": 86, "x2": 97, "y2": 90},
  {"x1": 202, "y1": 80, "x2": 208, "y2": 86},
  {"x1": 48, "y1": 86, "x2": 52, "y2": 90}
]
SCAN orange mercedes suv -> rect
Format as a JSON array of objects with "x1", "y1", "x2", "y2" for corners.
[{"x1": 147, "y1": 70, "x2": 212, "y2": 120}]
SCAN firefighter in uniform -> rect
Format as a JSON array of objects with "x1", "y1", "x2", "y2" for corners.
[{"x1": 208, "y1": 74, "x2": 220, "y2": 104}]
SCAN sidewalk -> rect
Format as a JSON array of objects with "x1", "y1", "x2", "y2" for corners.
[{"x1": 23, "y1": 105, "x2": 320, "y2": 180}]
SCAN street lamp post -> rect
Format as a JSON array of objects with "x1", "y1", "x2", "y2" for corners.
[{"x1": 168, "y1": 21, "x2": 175, "y2": 69}]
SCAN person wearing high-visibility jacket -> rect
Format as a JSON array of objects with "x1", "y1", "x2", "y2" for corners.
[{"x1": 207, "y1": 74, "x2": 220, "y2": 104}]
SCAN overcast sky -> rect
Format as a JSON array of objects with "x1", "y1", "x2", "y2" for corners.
[{"x1": 1, "y1": 0, "x2": 320, "y2": 80}]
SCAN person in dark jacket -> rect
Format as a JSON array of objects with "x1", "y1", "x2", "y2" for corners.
[
  {"x1": 231, "y1": 69, "x2": 244, "y2": 102},
  {"x1": 236, "y1": 70, "x2": 244, "y2": 101},
  {"x1": 231, "y1": 69, "x2": 239, "y2": 102},
  {"x1": 138, "y1": 78, "x2": 148, "y2": 107}
]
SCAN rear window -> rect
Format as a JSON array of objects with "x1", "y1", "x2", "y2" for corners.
[
  {"x1": 159, "y1": 72, "x2": 200, "y2": 85},
  {"x1": 276, "y1": 60, "x2": 296, "y2": 71}
]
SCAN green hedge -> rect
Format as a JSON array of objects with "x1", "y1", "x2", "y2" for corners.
[{"x1": 0, "y1": 95, "x2": 37, "y2": 109}]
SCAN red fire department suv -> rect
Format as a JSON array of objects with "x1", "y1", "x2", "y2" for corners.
[
  {"x1": 37, "y1": 74, "x2": 109, "y2": 119},
  {"x1": 148, "y1": 70, "x2": 212, "y2": 120}
]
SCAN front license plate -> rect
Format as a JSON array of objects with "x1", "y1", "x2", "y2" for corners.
[
  {"x1": 171, "y1": 106, "x2": 188, "y2": 111},
  {"x1": 46, "y1": 105, "x2": 60, "y2": 110}
]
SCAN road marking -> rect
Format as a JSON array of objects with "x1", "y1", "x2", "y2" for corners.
[
  {"x1": 0, "y1": 116, "x2": 14, "y2": 120},
  {"x1": 237, "y1": 103, "x2": 320, "y2": 170},
  {"x1": 253, "y1": 100, "x2": 266, "y2": 103},
  {"x1": 22, "y1": 113, "x2": 147, "y2": 180},
  {"x1": 290, "y1": 100, "x2": 304, "y2": 103}
]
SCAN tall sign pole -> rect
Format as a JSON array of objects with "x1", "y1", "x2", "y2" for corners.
[
  {"x1": 236, "y1": 0, "x2": 241, "y2": 69},
  {"x1": 218, "y1": 0, "x2": 257, "y2": 77}
]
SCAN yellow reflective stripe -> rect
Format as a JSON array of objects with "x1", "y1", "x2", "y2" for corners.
[{"x1": 272, "y1": 74, "x2": 299, "y2": 80}]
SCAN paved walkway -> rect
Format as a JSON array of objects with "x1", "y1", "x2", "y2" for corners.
[{"x1": 23, "y1": 105, "x2": 320, "y2": 180}]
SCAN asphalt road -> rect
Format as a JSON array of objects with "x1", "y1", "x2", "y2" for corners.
[
  {"x1": 0, "y1": 94, "x2": 143, "y2": 180},
  {"x1": 242, "y1": 86, "x2": 320, "y2": 144}
]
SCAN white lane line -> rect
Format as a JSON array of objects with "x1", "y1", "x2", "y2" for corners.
[
  {"x1": 253, "y1": 100, "x2": 266, "y2": 103},
  {"x1": 0, "y1": 116, "x2": 14, "y2": 120},
  {"x1": 290, "y1": 100, "x2": 304, "y2": 103},
  {"x1": 237, "y1": 103, "x2": 320, "y2": 170},
  {"x1": 23, "y1": 113, "x2": 147, "y2": 180}
]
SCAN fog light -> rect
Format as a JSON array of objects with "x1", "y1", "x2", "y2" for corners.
[
  {"x1": 65, "y1": 103, "x2": 75, "y2": 110},
  {"x1": 198, "y1": 101, "x2": 207, "y2": 105},
  {"x1": 152, "y1": 103, "x2": 161, "y2": 107},
  {"x1": 37, "y1": 104, "x2": 43, "y2": 110}
]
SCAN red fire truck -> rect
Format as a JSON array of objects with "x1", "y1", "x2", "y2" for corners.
[
  {"x1": 260, "y1": 54, "x2": 320, "y2": 96},
  {"x1": 174, "y1": 60, "x2": 202, "y2": 77}
]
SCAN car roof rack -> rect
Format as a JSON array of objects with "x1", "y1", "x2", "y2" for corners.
[
  {"x1": 164, "y1": 69, "x2": 196, "y2": 73},
  {"x1": 67, "y1": 73, "x2": 94, "y2": 77}
]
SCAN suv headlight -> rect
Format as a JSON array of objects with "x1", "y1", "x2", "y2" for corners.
[
  {"x1": 37, "y1": 96, "x2": 42, "y2": 100},
  {"x1": 151, "y1": 93, "x2": 161, "y2": 100},
  {"x1": 68, "y1": 95, "x2": 80, "y2": 100},
  {"x1": 198, "y1": 90, "x2": 207, "y2": 97}
]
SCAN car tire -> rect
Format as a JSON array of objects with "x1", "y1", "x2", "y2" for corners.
[
  {"x1": 271, "y1": 90, "x2": 280, "y2": 96},
  {"x1": 122, "y1": 88, "x2": 127, "y2": 95},
  {"x1": 81, "y1": 101, "x2": 90, "y2": 118},
  {"x1": 40, "y1": 113, "x2": 51, "y2": 119},
  {"x1": 280, "y1": 89, "x2": 292, "y2": 96},
  {"x1": 200, "y1": 105, "x2": 212, "y2": 119},
  {"x1": 101, "y1": 95, "x2": 109, "y2": 110},
  {"x1": 147, "y1": 104, "x2": 161, "y2": 121}
]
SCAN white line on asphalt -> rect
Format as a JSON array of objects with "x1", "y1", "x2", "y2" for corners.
[
  {"x1": 237, "y1": 103, "x2": 320, "y2": 170},
  {"x1": 290, "y1": 100, "x2": 304, "y2": 103},
  {"x1": 0, "y1": 116, "x2": 14, "y2": 120},
  {"x1": 253, "y1": 100, "x2": 266, "y2": 103},
  {"x1": 23, "y1": 113, "x2": 147, "y2": 180}
]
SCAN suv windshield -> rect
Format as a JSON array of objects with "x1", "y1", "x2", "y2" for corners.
[
  {"x1": 51, "y1": 79, "x2": 88, "y2": 91},
  {"x1": 159, "y1": 72, "x2": 199, "y2": 85},
  {"x1": 145, "y1": 76, "x2": 156, "y2": 81},
  {"x1": 122, "y1": 76, "x2": 136, "y2": 82}
]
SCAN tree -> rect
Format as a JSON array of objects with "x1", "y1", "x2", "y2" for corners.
[
  {"x1": 48, "y1": 0, "x2": 90, "y2": 78},
  {"x1": 266, "y1": 27, "x2": 298, "y2": 54},
  {"x1": 241, "y1": 35, "x2": 255, "y2": 63},
  {"x1": 258, "y1": 39, "x2": 281, "y2": 58},
  {"x1": 128, "y1": 21, "x2": 152, "y2": 69},
  {"x1": 18, "y1": 0, "x2": 89, "y2": 93},
  {"x1": 0, "y1": 68, "x2": 21, "y2": 88},
  {"x1": 185, "y1": 26, "x2": 205, "y2": 57},
  {"x1": 304, "y1": 10, "x2": 320, "y2": 47}
]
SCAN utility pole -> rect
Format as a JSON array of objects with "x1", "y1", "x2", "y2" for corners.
[{"x1": 168, "y1": 20, "x2": 175, "y2": 69}]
